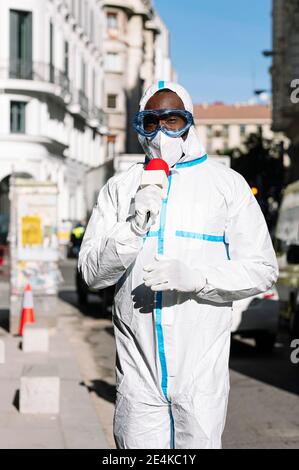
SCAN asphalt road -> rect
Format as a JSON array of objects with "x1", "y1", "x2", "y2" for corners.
[{"x1": 42, "y1": 260, "x2": 299, "y2": 448}]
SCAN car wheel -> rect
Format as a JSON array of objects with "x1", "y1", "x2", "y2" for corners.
[{"x1": 255, "y1": 332, "x2": 276, "y2": 353}]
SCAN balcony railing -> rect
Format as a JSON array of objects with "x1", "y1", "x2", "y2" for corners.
[
  {"x1": 1, "y1": 60, "x2": 108, "y2": 127},
  {"x1": 69, "y1": 93, "x2": 107, "y2": 130},
  {"x1": 68, "y1": 89, "x2": 89, "y2": 116},
  {"x1": 79, "y1": 90, "x2": 89, "y2": 114},
  {"x1": 0, "y1": 60, "x2": 70, "y2": 94},
  {"x1": 88, "y1": 106, "x2": 107, "y2": 127}
]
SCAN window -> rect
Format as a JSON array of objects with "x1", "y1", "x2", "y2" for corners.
[
  {"x1": 10, "y1": 101, "x2": 26, "y2": 133},
  {"x1": 108, "y1": 135, "x2": 116, "y2": 159},
  {"x1": 81, "y1": 60, "x2": 86, "y2": 93},
  {"x1": 10, "y1": 10, "x2": 33, "y2": 79},
  {"x1": 64, "y1": 41, "x2": 69, "y2": 78},
  {"x1": 49, "y1": 21, "x2": 54, "y2": 82},
  {"x1": 206, "y1": 125, "x2": 212, "y2": 138},
  {"x1": 107, "y1": 12, "x2": 118, "y2": 30},
  {"x1": 84, "y1": 1, "x2": 88, "y2": 33},
  {"x1": 107, "y1": 94, "x2": 117, "y2": 109},
  {"x1": 90, "y1": 10, "x2": 94, "y2": 43},
  {"x1": 78, "y1": 0, "x2": 82, "y2": 26},
  {"x1": 105, "y1": 52, "x2": 121, "y2": 72},
  {"x1": 223, "y1": 125, "x2": 229, "y2": 138},
  {"x1": 92, "y1": 69, "x2": 96, "y2": 106},
  {"x1": 240, "y1": 125, "x2": 246, "y2": 137},
  {"x1": 71, "y1": 0, "x2": 76, "y2": 16}
]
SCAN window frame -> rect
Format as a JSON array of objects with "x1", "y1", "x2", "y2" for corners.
[
  {"x1": 107, "y1": 12, "x2": 118, "y2": 30},
  {"x1": 107, "y1": 94, "x2": 117, "y2": 109},
  {"x1": 10, "y1": 101, "x2": 26, "y2": 134}
]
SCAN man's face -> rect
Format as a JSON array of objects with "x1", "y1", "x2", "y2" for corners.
[{"x1": 144, "y1": 90, "x2": 188, "y2": 141}]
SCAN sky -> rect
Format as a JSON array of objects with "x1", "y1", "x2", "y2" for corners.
[{"x1": 154, "y1": 0, "x2": 272, "y2": 104}]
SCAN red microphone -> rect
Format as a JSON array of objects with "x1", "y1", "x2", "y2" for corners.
[
  {"x1": 145, "y1": 158, "x2": 170, "y2": 177},
  {"x1": 141, "y1": 159, "x2": 170, "y2": 198},
  {"x1": 140, "y1": 159, "x2": 170, "y2": 225}
]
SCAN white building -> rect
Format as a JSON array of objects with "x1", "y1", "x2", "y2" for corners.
[
  {"x1": 194, "y1": 103, "x2": 283, "y2": 154},
  {"x1": 102, "y1": 0, "x2": 176, "y2": 156},
  {"x1": 0, "y1": 0, "x2": 108, "y2": 238}
]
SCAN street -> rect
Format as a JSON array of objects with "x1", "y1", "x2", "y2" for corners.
[
  {"x1": 1, "y1": 258, "x2": 298, "y2": 448},
  {"x1": 58, "y1": 259, "x2": 299, "y2": 449}
]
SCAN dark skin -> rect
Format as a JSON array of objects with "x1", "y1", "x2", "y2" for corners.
[{"x1": 145, "y1": 90, "x2": 188, "y2": 141}]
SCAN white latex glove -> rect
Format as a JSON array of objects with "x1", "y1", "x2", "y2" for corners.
[
  {"x1": 143, "y1": 255, "x2": 206, "y2": 292},
  {"x1": 131, "y1": 185, "x2": 163, "y2": 237}
]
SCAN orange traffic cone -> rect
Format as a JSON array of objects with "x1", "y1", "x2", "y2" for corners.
[{"x1": 19, "y1": 283, "x2": 35, "y2": 336}]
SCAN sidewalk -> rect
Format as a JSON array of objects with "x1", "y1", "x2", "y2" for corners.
[{"x1": 0, "y1": 303, "x2": 108, "y2": 449}]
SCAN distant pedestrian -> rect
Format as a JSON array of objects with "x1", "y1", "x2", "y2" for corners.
[{"x1": 70, "y1": 222, "x2": 85, "y2": 258}]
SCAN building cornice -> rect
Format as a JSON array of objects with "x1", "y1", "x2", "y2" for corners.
[{"x1": 103, "y1": 0, "x2": 152, "y2": 18}]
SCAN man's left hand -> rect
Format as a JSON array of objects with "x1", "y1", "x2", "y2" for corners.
[{"x1": 143, "y1": 255, "x2": 206, "y2": 292}]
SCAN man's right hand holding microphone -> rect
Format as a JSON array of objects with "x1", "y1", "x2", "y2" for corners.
[
  {"x1": 130, "y1": 159, "x2": 170, "y2": 237},
  {"x1": 130, "y1": 185, "x2": 163, "y2": 237}
]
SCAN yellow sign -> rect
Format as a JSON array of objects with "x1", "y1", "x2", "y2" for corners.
[{"x1": 21, "y1": 216, "x2": 43, "y2": 246}]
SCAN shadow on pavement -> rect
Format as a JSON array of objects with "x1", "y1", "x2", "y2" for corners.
[
  {"x1": 12, "y1": 389, "x2": 20, "y2": 411},
  {"x1": 0, "y1": 309, "x2": 9, "y2": 332},
  {"x1": 81, "y1": 379, "x2": 116, "y2": 404},
  {"x1": 58, "y1": 290, "x2": 112, "y2": 320},
  {"x1": 105, "y1": 326, "x2": 114, "y2": 337},
  {"x1": 230, "y1": 334, "x2": 299, "y2": 396}
]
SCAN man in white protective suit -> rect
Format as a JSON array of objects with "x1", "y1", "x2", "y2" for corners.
[{"x1": 78, "y1": 81, "x2": 279, "y2": 449}]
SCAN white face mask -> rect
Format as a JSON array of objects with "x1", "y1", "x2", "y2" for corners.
[
  {"x1": 180, "y1": 125, "x2": 206, "y2": 161},
  {"x1": 138, "y1": 131, "x2": 184, "y2": 168}
]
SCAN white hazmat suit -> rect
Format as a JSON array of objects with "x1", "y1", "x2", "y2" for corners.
[{"x1": 79, "y1": 81, "x2": 279, "y2": 449}]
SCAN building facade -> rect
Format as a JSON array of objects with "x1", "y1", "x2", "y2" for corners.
[
  {"x1": 271, "y1": 0, "x2": 299, "y2": 182},
  {"x1": 0, "y1": 0, "x2": 108, "y2": 232},
  {"x1": 194, "y1": 103, "x2": 280, "y2": 154},
  {"x1": 102, "y1": 0, "x2": 176, "y2": 155}
]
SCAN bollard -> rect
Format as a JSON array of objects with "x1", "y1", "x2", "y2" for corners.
[
  {"x1": 22, "y1": 324, "x2": 49, "y2": 353},
  {"x1": 20, "y1": 364, "x2": 60, "y2": 414}
]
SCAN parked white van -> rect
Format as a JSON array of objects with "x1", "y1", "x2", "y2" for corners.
[{"x1": 274, "y1": 179, "x2": 299, "y2": 338}]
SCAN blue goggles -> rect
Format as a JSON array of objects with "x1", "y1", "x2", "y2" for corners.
[{"x1": 133, "y1": 108, "x2": 194, "y2": 139}]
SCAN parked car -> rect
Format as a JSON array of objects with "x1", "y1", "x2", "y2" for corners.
[
  {"x1": 231, "y1": 286, "x2": 280, "y2": 352},
  {"x1": 274, "y1": 180, "x2": 299, "y2": 339}
]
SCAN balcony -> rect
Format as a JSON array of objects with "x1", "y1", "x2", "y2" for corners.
[
  {"x1": 88, "y1": 107, "x2": 108, "y2": 132},
  {"x1": 1, "y1": 60, "x2": 108, "y2": 127},
  {"x1": 67, "y1": 89, "x2": 89, "y2": 117},
  {"x1": 0, "y1": 60, "x2": 71, "y2": 102}
]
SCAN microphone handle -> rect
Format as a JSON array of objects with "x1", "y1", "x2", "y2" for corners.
[{"x1": 142, "y1": 211, "x2": 151, "y2": 231}]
